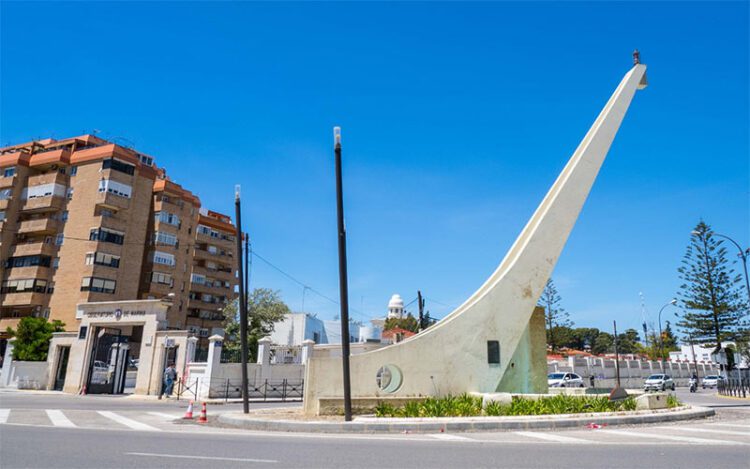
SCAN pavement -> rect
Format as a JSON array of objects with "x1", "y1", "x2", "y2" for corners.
[{"x1": 0, "y1": 388, "x2": 748, "y2": 468}]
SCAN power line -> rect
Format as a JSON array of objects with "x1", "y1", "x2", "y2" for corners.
[{"x1": 249, "y1": 249, "x2": 370, "y2": 321}]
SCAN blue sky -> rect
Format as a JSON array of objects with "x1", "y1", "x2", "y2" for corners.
[{"x1": 2, "y1": 2, "x2": 748, "y2": 337}]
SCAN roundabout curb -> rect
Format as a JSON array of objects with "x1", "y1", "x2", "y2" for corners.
[{"x1": 216, "y1": 405, "x2": 715, "y2": 434}]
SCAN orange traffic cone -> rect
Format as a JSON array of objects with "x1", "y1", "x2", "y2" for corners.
[
  {"x1": 183, "y1": 401, "x2": 194, "y2": 420},
  {"x1": 197, "y1": 402, "x2": 208, "y2": 423}
]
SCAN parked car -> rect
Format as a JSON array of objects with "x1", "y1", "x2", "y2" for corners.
[
  {"x1": 643, "y1": 374, "x2": 675, "y2": 391},
  {"x1": 701, "y1": 375, "x2": 724, "y2": 389},
  {"x1": 548, "y1": 372, "x2": 585, "y2": 388}
]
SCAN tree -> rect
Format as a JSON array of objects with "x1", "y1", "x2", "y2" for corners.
[
  {"x1": 384, "y1": 312, "x2": 419, "y2": 333},
  {"x1": 5, "y1": 317, "x2": 65, "y2": 361},
  {"x1": 591, "y1": 332, "x2": 614, "y2": 355},
  {"x1": 570, "y1": 327, "x2": 601, "y2": 351},
  {"x1": 615, "y1": 329, "x2": 641, "y2": 354},
  {"x1": 223, "y1": 288, "x2": 291, "y2": 362},
  {"x1": 676, "y1": 221, "x2": 749, "y2": 351},
  {"x1": 538, "y1": 278, "x2": 573, "y2": 351}
]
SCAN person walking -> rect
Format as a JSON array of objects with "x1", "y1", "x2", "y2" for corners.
[
  {"x1": 162, "y1": 362, "x2": 177, "y2": 398},
  {"x1": 589, "y1": 374, "x2": 596, "y2": 388}
]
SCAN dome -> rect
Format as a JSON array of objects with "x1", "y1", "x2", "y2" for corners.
[{"x1": 388, "y1": 294, "x2": 404, "y2": 309}]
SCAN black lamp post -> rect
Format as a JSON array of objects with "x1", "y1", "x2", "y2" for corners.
[
  {"x1": 657, "y1": 299, "x2": 677, "y2": 369},
  {"x1": 235, "y1": 186, "x2": 249, "y2": 414},
  {"x1": 333, "y1": 126, "x2": 353, "y2": 422}
]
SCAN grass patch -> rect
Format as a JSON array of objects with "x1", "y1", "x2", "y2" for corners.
[{"x1": 375, "y1": 394, "x2": 642, "y2": 418}]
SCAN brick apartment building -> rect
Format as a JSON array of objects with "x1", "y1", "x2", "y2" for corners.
[{"x1": 0, "y1": 135, "x2": 238, "y2": 350}]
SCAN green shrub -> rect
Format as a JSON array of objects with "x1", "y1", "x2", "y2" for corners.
[
  {"x1": 483, "y1": 401, "x2": 509, "y2": 416},
  {"x1": 374, "y1": 402, "x2": 396, "y2": 418},
  {"x1": 619, "y1": 397, "x2": 637, "y2": 411},
  {"x1": 666, "y1": 394, "x2": 681, "y2": 408}
]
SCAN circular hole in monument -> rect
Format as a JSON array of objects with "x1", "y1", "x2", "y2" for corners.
[{"x1": 376, "y1": 365, "x2": 403, "y2": 394}]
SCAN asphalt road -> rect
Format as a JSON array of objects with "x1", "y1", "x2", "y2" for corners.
[{"x1": 1, "y1": 388, "x2": 748, "y2": 469}]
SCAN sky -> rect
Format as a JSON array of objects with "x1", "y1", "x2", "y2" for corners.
[{"x1": 1, "y1": 2, "x2": 748, "y2": 338}]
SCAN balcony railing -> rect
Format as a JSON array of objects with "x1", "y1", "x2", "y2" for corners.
[
  {"x1": 0, "y1": 174, "x2": 16, "y2": 189},
  {"x1": 0, "y1": 291, "x2": 48, "y2": 307},
  {"x1": 95, "y1": 191, "x2": 130, "y2": 210},
  {"x1": 10, "y1": 242, "x2": 57, "y2": 258},
  {"x1": 27, "y1": 171, "x2": 68, "y2": 187},
  {"x1": 21, "y1": 195, "x2": 65, "y2": 213},
  {"x1": 17, "y1": 217, "x2": 61, "y2": 235}
]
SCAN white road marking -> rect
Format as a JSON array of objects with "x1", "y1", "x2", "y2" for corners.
[
  {"x1": 428, "y1": 433, "x2": 474, "y2": 441},
  {"x1": 97, "y1": 411, "x2": 161, "y2": 431},
  {"x1": 147, "y1": 412, "x2": 180, "y2": 421},
  {"x1": 514, "y1": 431, "x2": 590, "y2": 444},
  {"x1": 659, "y1": 426, "x2": 750, "y2": 437},
  {"x1": 708, "y1": 423, "x2": 750, "y2": 429},
  {"x1": 0, "y1": 409, "x2": 9, "y2": 424},
  {"x1": 126, "y1": 452, "x2": 277, "y2": 463},
  {"x1": 45, "y1": 410, "x2": 76, "y2": 428},
  {"x1": 603, "y1": 429, "x2": 746, "y2": 445}
]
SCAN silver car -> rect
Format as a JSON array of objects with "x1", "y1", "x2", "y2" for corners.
[
  {"x1": 548, "y1": 372, "x2": 585, "y2": 388},
  {"x1": 643, "y1": 374, "x2": 675, "y2": 391}
]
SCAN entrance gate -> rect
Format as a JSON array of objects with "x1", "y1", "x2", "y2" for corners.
[
  {"x1": 85, "y1": 327, "x2": 129, "y2": 394},
  {"x1": 53, "y1": 346, "x2": 70, "y2": 391}
]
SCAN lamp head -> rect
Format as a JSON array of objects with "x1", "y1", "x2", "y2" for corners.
[
  {"x1": 333, "y1": 126, "x2": 341, "y2": 146},
  {"x1": 670, "y1": 299, "x2": 678, "y2": 305},
  {"x1": 234, "y1": 184, "x2": 241, "y2": 200}
]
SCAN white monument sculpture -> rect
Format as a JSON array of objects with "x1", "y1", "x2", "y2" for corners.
[{"x1": 304, "y1": 60, "x2": 649, "y2": 415}]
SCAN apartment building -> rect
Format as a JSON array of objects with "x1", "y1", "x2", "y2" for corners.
[{"x1": 0, "y1": 135, "x2": 238, "y2": 347}]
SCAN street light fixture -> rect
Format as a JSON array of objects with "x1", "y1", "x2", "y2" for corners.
[
  {"x1": 658, "y1": 299, "x2": 678, "y2": 369},
  {"x1": 691, "y1": 230, "x2": 750, "y2": 305}
]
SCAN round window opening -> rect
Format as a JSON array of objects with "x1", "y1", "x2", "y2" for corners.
[{"x1": 376, "y1": 365, "x2": 403, "y2": 393}]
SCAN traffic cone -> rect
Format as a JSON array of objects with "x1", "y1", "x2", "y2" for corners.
[
  {"x1": 183, "y1": 401, "x2": 194, "y2": 420},
  {"x1": 197, "y1": 402, "x2": 208, "y2": 423}
]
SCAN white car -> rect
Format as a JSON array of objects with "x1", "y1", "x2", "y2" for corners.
[
  {"x1": 643, "y1": 374, "x2": 675, "y2": 391},
  {"x1": 548, "y1": 372, "x2": 585, "y2": 388},
  {"x1": 701, "y1": 375, "x2": 724, "y2": 389}
]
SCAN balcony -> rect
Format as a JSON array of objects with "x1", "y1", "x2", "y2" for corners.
[
  {"x1": 17, "y1": 217, "x2": 61, "y2": 235},
  {"x1": 0, "y1": 198, "x2": 9, "y2": 210},
  {"x1": 10, "y1": 242, "x2": 57, "y2": 258},
  {"x1": 0, "y1": 174, "x2": 16, "y2": 188},
  {"x1": 27, "y1": 171, "x2": 68, "y2": 187},
  {"x1": 21, "y1": 195, "x2": 65, "y2": 213},
  {"x1": 5, "y1": 265, "x2": 52, "y2": 280},
  {"x1": 95, "y1": 215, "x2": 128, "y2": 233},
  {"x1": 0, "y1": 291, "x2": 48, "y2": 307},
  {"x1": 95, "y1": 191, "x2": 130, "y2": 211},
  {"x1": 188, "y1": 298, "x2": 225, "y2": 311}
]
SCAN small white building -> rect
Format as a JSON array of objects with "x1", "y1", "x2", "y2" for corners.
[
  {"x1": 267, "y1": 313, "x2": 361, "y2": 346},
  {"x1": 387, "y1": 294, "x2": 405, "y2": 319},
  {"x1": 669, "y1": 342, "x2": 748, "y2": 368}
]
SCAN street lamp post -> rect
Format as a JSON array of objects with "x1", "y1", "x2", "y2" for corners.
[
  {"x1": 658, "y1": 299, "x2": 678, "y2": 371},
  {"x1": 333, "y1": 126, "x2": 353, "y2": 422}
]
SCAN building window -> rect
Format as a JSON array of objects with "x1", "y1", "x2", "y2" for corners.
[
  {"x1": 155, "y1": 211, "x2": 180, "y2": 227},
  {"x1": 85, "y1": 252, "x2": 120, "y2": 268},
  {"x1": 21, "y1": 183, "x2": 66, "y2": 200},
  {"x1": 52, "y1": 257, "x2": 60, "y2": 269},
  {"x1": 101, "y1": 158, "x2": 135, "y2": 175},
  {"x1": 151, "y1": 271, "x2": 174, "y2": 287},
  {"x1": 153, "y1": 231, "x2": 178, "y2": 247},
  {"x1": 67, "y1": 187, "x2": 74, "y2": 200},
  {"x1": 3, "y1": 167, "x2": 16, "y2": 177},
  {"x1": 153, "y1": 251, "x2": 175, "y2": 266},
  {"x1": 190, "y1": 273, "x2": 206, "y2": 285},
  {"x1": 70, "y1": 166, "x2": 78, "y2": 176},
  {"x1": 98, "y1": 178, "x2": 132, "y2": 198},
  {"x1": 1, "y1": 278, "x2": 47, "y2": 294},
  {"x1": 4, "y1": 255, "x2": 52, "y2": 269},
  {"x1": 0, "y1": 210, "x2": 5, "y2": 221},
  {"x1": 60, "y1": 211, "x2": 69, "y2": 222},
  {"x1": 80, "y1": 277, "x2": 116, "y2": 294},
  {"x1": 0, "y1": 188, "x2": 11, "y2": 200},
  {"x1": 89, "y1": 228, "x2": 124, "y2": 245},
  {"x1": 55, "y1": 233, "x2": 64, "y2": 246}
]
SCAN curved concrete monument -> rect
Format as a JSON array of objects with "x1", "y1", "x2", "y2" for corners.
[{"x1": 304, "y1": 63, "x2": 649, "y2": 415}]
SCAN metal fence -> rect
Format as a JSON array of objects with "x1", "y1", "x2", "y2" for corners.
[
  {"x1": 717, "y1": 370, "x2": 749, "y2": 398},
  {"x1": 175, "y1": 377, "x2": 303, "y2": 402}
]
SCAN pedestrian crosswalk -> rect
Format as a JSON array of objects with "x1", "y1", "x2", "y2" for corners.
[{"x1": 0, "y1": 408, "x2": 748, "y2": 446}]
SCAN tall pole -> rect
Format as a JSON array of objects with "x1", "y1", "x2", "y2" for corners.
[
  {"x1": 657, "y1": 299, "x2": 677, "y2": 373},
  {"x1": 688, "y1": 333, "x2": 699, "y2": 379},
  {"x1": 235, "y1": 186, "x2": 249, "y2": 414},
  {"x1": 713, "y1": 233, "x2": 750, "y2": 305},
  {"x1": 417, "y1": 290, "x2": 424, "y2": 332},
  {"x1": 333, "y1": 126, "x2": 353, "y2": 422},
  {"x1": 613, "y1": 320, "x2": 621, "y2": 388}
]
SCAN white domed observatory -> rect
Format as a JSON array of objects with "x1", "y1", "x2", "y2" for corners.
[{"x1": 386, "y1": 294, "x2": 405, "y2": 320}]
